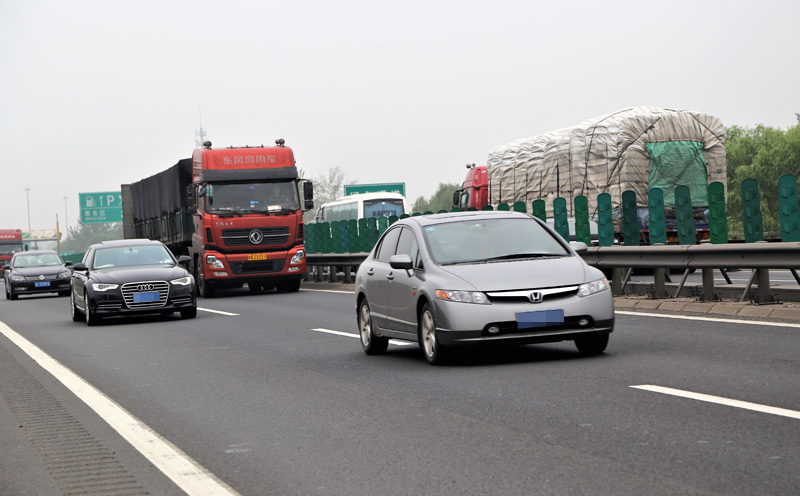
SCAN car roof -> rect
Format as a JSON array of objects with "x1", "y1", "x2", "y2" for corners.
[
  {"x1": 399, "y1": 210, "x2": 532, "y2": 228},
  {"x1": 90, "y1": 239, "x2": 165, "y2": 249},
  {"x1": 14, "y1": 250, "x2": 58, "y2": 256}
]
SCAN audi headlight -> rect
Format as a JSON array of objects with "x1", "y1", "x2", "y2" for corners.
[
  {"x1": 206, "y1": 255, "x2": 224, "y2": 269},
  {"x1": 92, "y1": 283, "x2": 119, "y2": 292},
  {"x1": 170, "y1": 276, "x2": 192, "y2": 286},
  {"x1": 577, "y1": 278, "x2": 609, "y2": 297},
  {"x1": 10, "y1": 274, "x2": 26, "y2": 281},
  {"x1": 290, "y1": 249, "x2": 305, "y2": 265},
  {"x1": 435, "y1": 289, "x2": 491, "y2": 305}
]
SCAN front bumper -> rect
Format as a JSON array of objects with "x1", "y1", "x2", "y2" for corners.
[
  {"x1": 430, "y1": 289, "x2": 614, "y2": 347},
  {"x1": 8, "y1": 279, "x2": 70, "y2": 295},
  {"x1": 87, "y1": 285, "x2": 196, "y2": 316},
  {"x1": 203, "y1": 247, "x2": 306, "y2": 284}
]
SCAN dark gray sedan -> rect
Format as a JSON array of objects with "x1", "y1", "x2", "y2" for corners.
[
  {"x1": 355, "y1": 211, "x2": 614, "y2": 365},
  {"x1": 3, "y1": 250, "x2": 72, "y2": 299}
]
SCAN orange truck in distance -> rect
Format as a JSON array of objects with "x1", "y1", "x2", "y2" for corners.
[{"x1": 122, "y1": 140, "x2": 313, "y2": 297}]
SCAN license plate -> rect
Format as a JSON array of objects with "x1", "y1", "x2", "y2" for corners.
[
  {"x1": 35, "y1": 281, "x2": 51, "y2": 288},
  {"x1": 133, "y1": 291, "x2": 160, "y2": 303},
  {"x1": 248, "y1": 253, "x2": 268, "y2": 261},
  {"x1": 516, "y1": 309, "x2": 564, "y2": 329}
]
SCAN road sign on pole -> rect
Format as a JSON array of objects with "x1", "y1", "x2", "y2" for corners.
[
  {"x1": 79, "y1": 192, "x2": 123, "y2": 223},
  {"x1": 343, "y1": 183, "x2": 406, "y2": 197}
]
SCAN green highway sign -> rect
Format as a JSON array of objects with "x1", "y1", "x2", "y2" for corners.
[
  {"x1": 79, "y1": 191, "x2": 123, "y2": 223},
  {"x1": 344, "y1": 182, "x2": 406, "y2": 197}
]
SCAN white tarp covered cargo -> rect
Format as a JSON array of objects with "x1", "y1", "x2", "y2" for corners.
[{"x1": 486, "y1": 106, "x2": 726, "y2": 216}]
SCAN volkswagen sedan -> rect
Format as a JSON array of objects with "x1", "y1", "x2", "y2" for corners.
[
  {"x1": 70, "y1": 239, "x2": 197, "y2": 325},
  {"x1": 355, "y1": 211, "x2": 614, "y2": 365},
  {"x1": 4, "y1": 250, "x2": 72, "y2": 299}
]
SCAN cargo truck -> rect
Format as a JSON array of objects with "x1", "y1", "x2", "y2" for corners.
[
  {"x1": 454, "y1": 107, "x2": 727, "y2": 243},
  {"x1": 122, "y1": 140, "x2": 313, "y2": 297}
]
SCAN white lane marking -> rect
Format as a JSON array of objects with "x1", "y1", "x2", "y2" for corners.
[
  {"x1": 198, "y1": 307, "x2": 239, "y2": 316},
  {"x1": 0, "y1": 321, "x2": 240, "y2": 496},
  {"x1": 301, "y1": 288, "x2": 354, "y2": 294},
  {"x1": 311, "y1": 327, "x2": 415, "y2": 346},
  {"x1": 631, "y1": 385, "x2": 800, "y2": 420},
  {"x1": 615, "y1": 310, "x2": 800, "y2": 328}
]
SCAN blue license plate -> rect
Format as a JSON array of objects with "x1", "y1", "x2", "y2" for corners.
[
  {"x1": 133, "y1": 291, "x2": 160, "y2": 303},
  {"x1": 516, "y1": 309, "x2": 564, "y2": 329},
  {"x1": 35, "y1": 281, "x2": 51, "y2": 288}
]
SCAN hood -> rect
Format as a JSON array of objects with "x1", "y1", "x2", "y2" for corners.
[
  {"x1": 14, "y1": 265, "x2": 68, "y2": 277},
  {"x1": 90, "y1": 264, "x2": 189, "y2": 284},
  {"x1": 436, "y1": 256, "x2": 588, "y2": 291}
]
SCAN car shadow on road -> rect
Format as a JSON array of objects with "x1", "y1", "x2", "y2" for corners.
[{"x1": 383, "y1": 343, "x2": 609, "y2": 367}]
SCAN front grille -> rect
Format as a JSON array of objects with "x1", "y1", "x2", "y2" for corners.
[
  {"x1": 222, "y1": 227, "x2": 289, "y2": 246},
  {"x1": 229, "y1": 260, "x2": 285, "y2": 274},
  {"x1": 120, "y1": 281, "x2": 169, "y2": 309},
  {"x1": 483, "y1": 315, "x2": 593, "y2": 336},
  {"x1": 486, "y1": 286, "x2": 579, "y2": 303}
]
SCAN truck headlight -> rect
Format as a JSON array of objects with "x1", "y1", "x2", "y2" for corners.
[
  {"x1": 577, "y1": 278, "x2": 609, "y2": 297},
  {"x1": 206, "y1": 255, "x2": 225, "y2": 269},
  {"x1": 290, "y1": 249, "x2": 305, "y2": 265}
]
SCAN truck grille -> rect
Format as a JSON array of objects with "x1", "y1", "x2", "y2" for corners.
[
  {"x1": 229, "y1": 260, "x2": 286, "y2": 274},
  {"x1": 222, "y1": 227, "x2": 289, "y2": 246},
  {"x1": 120, "y1": 281, "x2": 169, "y2": 309}
]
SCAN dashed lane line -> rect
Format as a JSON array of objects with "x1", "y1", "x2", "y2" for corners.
[
  {"x1": 198, "y1": 307, "x2": 239, "y2": 316},
  {"x1": 0, "y1": 321, "x2": 240, "y2": 496},
  {"x1": 310, "y1": 327, "x2": 415, "y2": 346},
  {"x1": 632, "y1": 385, "x2": 800, "y2": 420}
]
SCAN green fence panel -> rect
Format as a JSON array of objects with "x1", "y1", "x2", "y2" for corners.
[
  {"x1": 349, "y1": 219, "x2": 359, "y2": 251},
  {"x1": 388, "y1": 215, "x2": 398, "y2": 226},
  {"x1": 436, "y1": 210, "x2": 447, "y2": 214},
  {"x1": 707, "y1": 181, "x2": 728, "y2": 244},
  {"x1": 573, "y1": 195, "x2": 591, "y2": 245},
  {"x1": 412, "y1": 212, "x2": 422, "y2": 216},
  {"x1": 481, "y1": 204, "x2": 493, "y2": 211},
  {"x1": 778, "y1": 174, "x2": 800, "y2": 242},
  {"x1": 621, "y1": 190, "x2": 639, "y2": 246},
  {"x1": 467, "y1": 207, "x2": 478, "y2": 211},
  {"x1": 377, "y1": 217, "x2": 388, "y2": 238},
  {"x1": 358, "y1": 218, "x2": 369, "y2": 252},
  {"x1": 497, "y1": 203, "x2": 510, "y2": 211},
  {"x1": 532, "y1": 199, "x2": 546, "y2": 222},
  {"x1": 553, "y1": 197, "x2": 569, "y2": 241},
  {"x1": 305, "y1": 223, "x2": 317, "y2": 253},
  {"x1": 451, "y1": 207, "x2": 461, "y2": 212},
  {"x1": 366, "y1": 217, "x2": 379, "y2": 250},
  {"x1": 340, "y1": 221, "x2": 352, "y2": 253},
  {"x1": 399, "y1": 214, "x2": 410, "y2": 219},
  {"x1": 647, "y1": 188, "x2": 667, "y2": 245},
  {"x1": 318, "y1": 222, "x2": 332, "y2": 253},
  {"x1": 330, "y1": 221, "x2": 343, "y2": 253},
  {"x1": 675, "y1": 185, "x2": 695, "y2": 245},
  {"x1": 741, "y1": 178, "x2": 764, "y2": 243},
  {"x1": 424, "y1": 211, "x2": 434, "y2": 215},
  {"x1": 597, "y1": 193, "x2": 614, "y2": 247},
  {"x1": 512, "y1": 201, "x2": 526, "y2": 213}
]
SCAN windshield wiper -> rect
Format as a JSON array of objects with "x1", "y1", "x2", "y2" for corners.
[
  {"x1": 484, "y1": 253, "x2": 569, "y2": 261},
  {"x1": 440, "y1": 259, "x2": 487, "y2": 266}
]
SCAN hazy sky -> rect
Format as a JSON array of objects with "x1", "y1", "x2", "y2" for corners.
[{"x1": 1, "y1": 0, "x2": 798, "y2": 233}]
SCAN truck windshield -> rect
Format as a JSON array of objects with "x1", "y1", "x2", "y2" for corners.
[
  {"x1": 0, "y1": 242, "x2": 24, "y2": 255},
  {"x1": 206, "y1": 181, "x2": 299, "y2": 214}
]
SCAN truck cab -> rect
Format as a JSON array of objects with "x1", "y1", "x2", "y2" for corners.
[{"x1": 453, "y1": 164, "x2": 489, "y2": 210}]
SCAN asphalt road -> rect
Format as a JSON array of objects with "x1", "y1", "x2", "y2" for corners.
[{"x1": 1, "y1": 282, "x2": 799, "y2": 495}]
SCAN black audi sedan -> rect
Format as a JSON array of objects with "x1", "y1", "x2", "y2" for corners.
[
  {"x1": 70, "y1": 239, "x2": 197, "y2": 325},
  {"x1": 4, "y1": 250, "x2": 72, "y2": 299}
]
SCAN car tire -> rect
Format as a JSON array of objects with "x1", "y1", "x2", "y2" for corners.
[
  {"x1": 419, "y1": 302, "x2": 448, "y2": 365},
  {"x1": 359, "y1": 299, "x2": 388, "y2": 355},
  {"x1": 575, "y1": 333, "x2": 609, "y2": 355},
  {"x1": 84, "y1": 290, "x2": 101, "y2": 326},
  {"x1": 4, "y1": 286, "x2": 9, "y2": 300},
  {"x1": 180, "y1": 306, "x2": 197, "y2": 319},
  {"x1": 70, "y1": 291, "x2": 83, "y2": 322},
  {"x1": 9, "y1": 288, "x2": 18, "y2": 300},
  {"x1": 59, "y1": 290, "x2": 70, "y2": 297}
]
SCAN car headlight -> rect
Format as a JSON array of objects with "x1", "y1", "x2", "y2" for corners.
[
  {"x1": 577, "y1": 278, "x2": 609, "y2": 297},
  {"x1": 206, "y1": 255, "x2": 224, "y2": 269},
  {"x1": 58, "y1": 270, "x2": 71, "y2": 279},
  {"x1": 92, "y1": 283, "x2": 119, "y2": 292},
  {"x1": 10, "y1": 274, "x2": 26, "y2": 281},
  {"x1": 290, "y1": 249, "x2": 305, "y2": 265},
  {"x1": 170, "y1": 276, "x2": 192, "y2": 286},
  {"x1": 435, "y1": 289, "x2": 491, "y2": 304}
]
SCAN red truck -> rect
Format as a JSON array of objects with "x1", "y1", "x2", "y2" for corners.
[
  {"x1": 122, "y1": 140, "x2": 313, "y2": 297},
  {"x1": 0, "y1": 229, "x2": 24, "y2": 275}
]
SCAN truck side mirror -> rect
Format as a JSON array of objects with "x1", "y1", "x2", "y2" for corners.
[
  {"x1": 452, "y1": 190, "x2": 461, "y2": 207},
  {"x1": 303, "y1": 181, "x2": 314, "y2": 211},
  {"x1": 186, "y1": 185, "x2": 197, "y2": 212}
]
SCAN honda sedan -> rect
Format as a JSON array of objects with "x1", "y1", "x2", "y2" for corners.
[
  {"x1": 70, "y1": 239, "x2": 197, "y2": 325},
  {"x1": 355, "y1": 211, "x2": 614, "y2": 365}
]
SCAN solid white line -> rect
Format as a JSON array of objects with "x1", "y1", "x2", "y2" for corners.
[
  {"x1": 310, "y1": 327, "x2": 415, "y2": 346},
  {"x1": 198, "y1": 307, "x2": 239, "y2": 316},
  {"x1": 0, "y1": 321, "x2": 240, "y2": 496},
  {"x1": 615, "y1": 310, "x2": 800, "y2": 328},
  {"x1": 301, "y1": 288, "x2": 354, "y2": 294},
  {"x1": 631, "y1": 385, "x2": 800, "y2": 420}
]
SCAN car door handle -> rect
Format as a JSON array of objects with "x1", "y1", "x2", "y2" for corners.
[
  {"x1": 386, "y1": 272, "x2": 394, "y2": 280},
  {"x1": 367, "y1": 268, "x2": 374, "y2": 276}
]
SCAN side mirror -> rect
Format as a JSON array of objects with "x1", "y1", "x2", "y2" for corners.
[
  {"x1": 303, "y1": 180, "x2": 314, "y2": 211},
  {"x1": 452, "y1": 190, "x2": 461, "y2": 207},
  {"x1": 186, "y1": 185, "x2": 197, "y2": 212},
  {"x1": 73, "y1": 263, "x2": 88, "y2": 272},
  {"x1": 3, "y1": 264, "x2": 10, "y2": 271},
  {"x1": 197, "y1": 185, "x2": 206, "y2": 198},
  {"x1": 64, "y1": 261, "x2": 73, "y2": 267},
  {"x1": 177, "y1": 255, "x2": 191, "y2": 268},
  {"x1": 569, "y1": 241, "x2": 588, "y2": 255},
  {"x1": 389, "y1": 253, "x2": 413, "y2": 270}
]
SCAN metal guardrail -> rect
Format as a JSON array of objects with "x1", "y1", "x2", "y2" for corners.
[{"x1": 307, "y1": 242, "x2": 800, "y2": 303}]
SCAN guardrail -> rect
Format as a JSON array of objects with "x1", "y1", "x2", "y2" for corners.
[{"x1": 306, "y1": 242, "x2": 800, "y2": 303}]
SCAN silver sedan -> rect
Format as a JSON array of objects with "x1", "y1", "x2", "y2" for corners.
[{"x1": 355, "y1": 211, "x2": 614, "y2": 365}]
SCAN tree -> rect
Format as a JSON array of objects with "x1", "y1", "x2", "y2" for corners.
[
  {"x1": 304, "y1": 166, "x2": 355, "y2": 223},
  {"x1": 411, "y1": 183, "x2": 462, "y2": 214},
  {"x1": 725, "y1": 124, "x2": 800, "y2": 233},
  {"x1": 61, "y1": 223, "x2": 123, "y2": 254}
]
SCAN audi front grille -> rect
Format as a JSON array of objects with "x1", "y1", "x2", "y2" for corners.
[{"x1": 120, "y1": 281, "x2": 170, "y2": 309}]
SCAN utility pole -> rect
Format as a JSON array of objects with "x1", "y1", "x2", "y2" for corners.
[{"x1": 63, "y1": 196, "x2": 69, "y2": 234}]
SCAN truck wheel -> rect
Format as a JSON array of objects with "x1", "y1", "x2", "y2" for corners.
[
  {"x1": 195, "y1": 265, "x2": 215, "y2": 298},
  {"x1": 248, "y1": 282, "x2": 262, "y2": 294},
  {"x1": 277, "y1": 277, "x2": 301, "y2": 293}
]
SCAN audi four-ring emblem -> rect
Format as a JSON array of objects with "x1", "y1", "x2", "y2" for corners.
[
  {"x1": 137, "y1": 284, "x2": 156, "y2": 292},
  {"x1": 249, "y1": 229, "x2": 264, "y2": 244}
]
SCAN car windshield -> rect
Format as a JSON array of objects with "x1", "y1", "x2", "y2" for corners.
[
  {"x1": 422, "y1": 217, "x2": 570, "y2": 265},
  {"x1": 206, "y1": 181, "x2": 299, "y2": 214},
  {"x1": 93, "y1": 245, "x2": 175, "y2": 269},
  {"x1": 13, "y1": 253, "x2": 63, "y2": 267}
]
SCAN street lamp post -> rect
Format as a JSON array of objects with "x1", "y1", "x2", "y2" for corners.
[
  {"x1": 25, "y1": 187, "x2": 31, "y2": 231},
  {"x1": 63, "y1": 196, "x2": 69, "y2": 235}
]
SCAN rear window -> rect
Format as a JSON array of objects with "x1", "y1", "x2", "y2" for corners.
[{"x1": 364, "y1": 199, "x2": 404, "y2": 218}]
